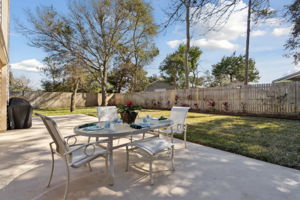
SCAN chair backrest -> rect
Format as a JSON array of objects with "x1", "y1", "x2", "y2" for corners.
[
  {"x1": 96, "y1": 106, "x2": 118, "y2": 122},
  {"x1": 36, "y1": 113, "x2": 69, "y2": 156},
  {"x1": 170, "y1": 106, "x2": 190, "y2": 128}
]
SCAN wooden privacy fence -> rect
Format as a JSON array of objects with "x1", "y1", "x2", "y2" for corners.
[
  {"x1": 10, "y1": 91, "x2": 101, "y2": 109},
  {"x1": 10, "y1": 91, "x2": 115, "y2": 109},
  {"x1": 114, "y1": 82, "x2": 300, "y2": 118}
]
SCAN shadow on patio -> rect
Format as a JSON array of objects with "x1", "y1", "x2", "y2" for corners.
[{"x1": 0, "y1": 114, "x2": 299, "y2": 200}]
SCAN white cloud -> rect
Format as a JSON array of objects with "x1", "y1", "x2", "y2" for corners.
[
  {"x1": 192, "y1": 0, "x2": 248, "y2": 41},
  {"x1": 252, "y1": 30, "x2": 267, "y2": 37},
  {"x1": 166, "y1": 1, "x2": 287, "y2": 55},
  {"x1": 288, "y1": 63, "x2": 300, "y2": 74},
  {"x1": 251, "y1": 46, "x2": 273, "y2": 52},
  {"x1": 191, "y1": 1, "x2": 282, "y2": 41},
  {"x1": 261, "y1": 18, "x2": 282, "y2": 27},
  {"x1": 167, "y1": 40, "x2": 184, "y2": 49},
  {"x1": 166, "y1": 38, "x2": 238, "y2": 51},
  {"x1": 10, "y1": 59, "x2": 44, "y2": 72},
  {"x1": 192, "y1": 39, "x2": 238, "y2": 50},
  {"x1": 272, "y1": 27, "x2": 291, "y2": 37}
]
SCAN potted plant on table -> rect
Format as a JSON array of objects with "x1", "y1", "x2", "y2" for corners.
[{"x1": 118, "y1": 101, "x2": 141, "y2": 124}]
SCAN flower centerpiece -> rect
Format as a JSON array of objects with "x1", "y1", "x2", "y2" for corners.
[{"x1": 118, "y1": 101, "x2": 141, "y2": 124}]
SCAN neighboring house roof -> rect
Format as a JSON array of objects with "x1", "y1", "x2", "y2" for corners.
[
  {"x1": 146, "y1": 80, "x2": 175, "y2": 92},
  {"x1": 273, "y1": 71, "x2": 300, "y2": 83}
]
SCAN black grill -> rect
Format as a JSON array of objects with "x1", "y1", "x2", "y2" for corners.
[{"x1": 7, "y1": 98, "x2": 33, "y2": 130}]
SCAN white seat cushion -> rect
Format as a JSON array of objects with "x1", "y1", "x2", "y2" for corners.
[
  {"x1": 129, "y1": 137, "x2": 173, "y2": 156},
  {"x1": 70, "y1": 145, "x2": 107, "y2": 168}
]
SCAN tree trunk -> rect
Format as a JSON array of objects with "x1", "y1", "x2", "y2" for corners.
[
  {"x1": 117, "y1": 85, "x2": 122, "y2": 93},
  {"x1": 184, "y1": 0, "x2": 190, "y2": 89},
  {"x1": 101, "y1": 63, "x2": 108, "y2": 106},
  {"x1": 70, "y1": 80, "x2": 79, "y2": 112},
  {"x1": 192, "y1": 71, "x2": 196, "y2": 88},
  {"x1": 244, "y1": 0, "x2": 252, "y2": 85}
]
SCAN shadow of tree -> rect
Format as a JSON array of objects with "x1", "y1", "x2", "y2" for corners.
[
  {"x1": 1, "y1": 115, "x2": 300, "y2": 200},
  {"x1": 175, "y1": 116, "x2": 300, "y2": 169}
]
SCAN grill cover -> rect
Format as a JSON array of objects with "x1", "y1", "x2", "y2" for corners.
[{"x1": 7, "y1": 98, "x2": 32, "y2": 129}]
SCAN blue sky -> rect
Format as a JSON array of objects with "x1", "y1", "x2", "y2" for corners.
[{"x1": 10, "y1": 0, "x2": 298, "y2": 89}]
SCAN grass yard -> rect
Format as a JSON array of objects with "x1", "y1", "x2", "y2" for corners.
[{"x1": 34, "y1": 107, "x2": 300, "y2": 169}]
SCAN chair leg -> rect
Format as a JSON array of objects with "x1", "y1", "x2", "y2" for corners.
[
  {"x1": 171, "y1": 146, "x2": 175, "y2": 171},
  {"x1": 184, "y1": 128, "x2": 187, "y2": 148},
  {"x1": 107, "y1": 138, "x2": 114, "y2": 186},
  {"x1": 170, "y1": 127, "x2": 174, "y2": 143},
  {"x1": 125, "y1": 145, "x2": 129, "y2": 172},
  {"x1": 64, "y1": 158, "x2": 70, "y2": 200},
  {"x1": 88, "y1": 162, "x2": 92, "y2": 172},
  {"x1": 47, "y1": 152, "x2": 55, "y2": 187},
  {"x1": 149, "y1": 158, "x2": 153, "y2": 185},
  {"x1": 105, "y1": 154, "x2": 109, "y2": 175}
]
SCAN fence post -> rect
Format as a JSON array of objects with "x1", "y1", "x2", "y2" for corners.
[
  {"x1": 295, "y1": 81, "x2": 298, "y2": 114},
  {"x1": 171, "y1": 90, "x2": 175, "y2": 106},
  {"x1": 202, "y1": 88, "x2": 205, "y2": 111},
  {"x1": 239, "y1": 85, "x2": 242, "y2": 113}
]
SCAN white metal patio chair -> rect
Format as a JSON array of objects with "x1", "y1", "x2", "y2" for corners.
[
  {"x1": 89, "y1": 106, "x2": 119, "y2": 143},
  {"x1": 156, "y1": 106, "x2": 190, "y2": 148},
  {"x1": 96, "y1": 106, "x2": 118, "y2": 122},
  {"x1": 96, "y1": 106, "x2": 138, "y2": 143},
  {"x1": 36, "y1": 113, "x2": 109, "y2": 200},
  {"x1": 126, "y1": 135, "x2": 175, "y2": 185}
]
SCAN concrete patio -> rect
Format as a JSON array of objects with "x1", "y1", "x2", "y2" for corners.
[{"x1": 1, "y1": 114, "x2": 300, "y2": 200}]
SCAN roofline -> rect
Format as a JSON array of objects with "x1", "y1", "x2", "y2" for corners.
[
  {"x1": 272, "y1": 71, "x2": 300, "y2": 83},
  {"x1": 147, "y1": 80, "x2": 171, "y2": 86}
]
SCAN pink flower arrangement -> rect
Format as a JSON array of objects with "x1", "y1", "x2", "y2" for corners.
[{"x1": 118, "y1": 101, "x2": 141, "y2": 113}]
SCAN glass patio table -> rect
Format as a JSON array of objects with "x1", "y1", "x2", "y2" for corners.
[{"x1": 74, "y1": 118, "x2": 173, "y2": 185}]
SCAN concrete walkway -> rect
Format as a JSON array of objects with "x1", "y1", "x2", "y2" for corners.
[{"x1": 0, "y1": 114, "x2": 299, "y2": 200}]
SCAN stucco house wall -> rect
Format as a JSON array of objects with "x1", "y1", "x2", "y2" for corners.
[{"x1": 0, "y1": 0, "x2": 10, "y2": 132}]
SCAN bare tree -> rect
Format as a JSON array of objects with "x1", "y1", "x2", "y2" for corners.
[
  {"x1": 184, "y1": 0, "x2": 191, "y2": 89},
  {"x1": 164, "y1": 0, "x2": 240, "y2": 89},
  {"x1": 65, "y1": 63, "x2": 88, "y2": 112},
  {"x1": 244, "y1": 0, "x2": 273, "y2": 85},
  {"x1": 42, "y1": 55, "x2": 88, "y2": 112},
  {"x1": 284, "y1": 0, "x2": 300, "y2": 64},
  {"x1": 9, "y1": 74, "x2": 33, "y2": 92},
  {"x1": 18, "y1": 0, "x2": 156, "y2": 105},
  {"x1": 42, "y1": 56, "x2": 65, "y2": 90}
]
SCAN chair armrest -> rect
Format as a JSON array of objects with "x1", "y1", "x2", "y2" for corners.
[
  {"x1": 64, "y1": 140, "x2": 108, "y2": 156},
  {"x1": 49, "y1": 141, "x2": 55, "y2": 153},
  {"x1": 64, "y1": 143, "x2": 94, "y2": 156},
  {"x1": 64, "y1": 134, "x2": 78, "y2": 146},
  {"x1": 64, "y1": 134, "x2": 78, "y2": 139}
]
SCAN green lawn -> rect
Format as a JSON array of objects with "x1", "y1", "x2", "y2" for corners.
[{"x1": 34, "y1": 107, "x2": 300, "y2": 169}]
